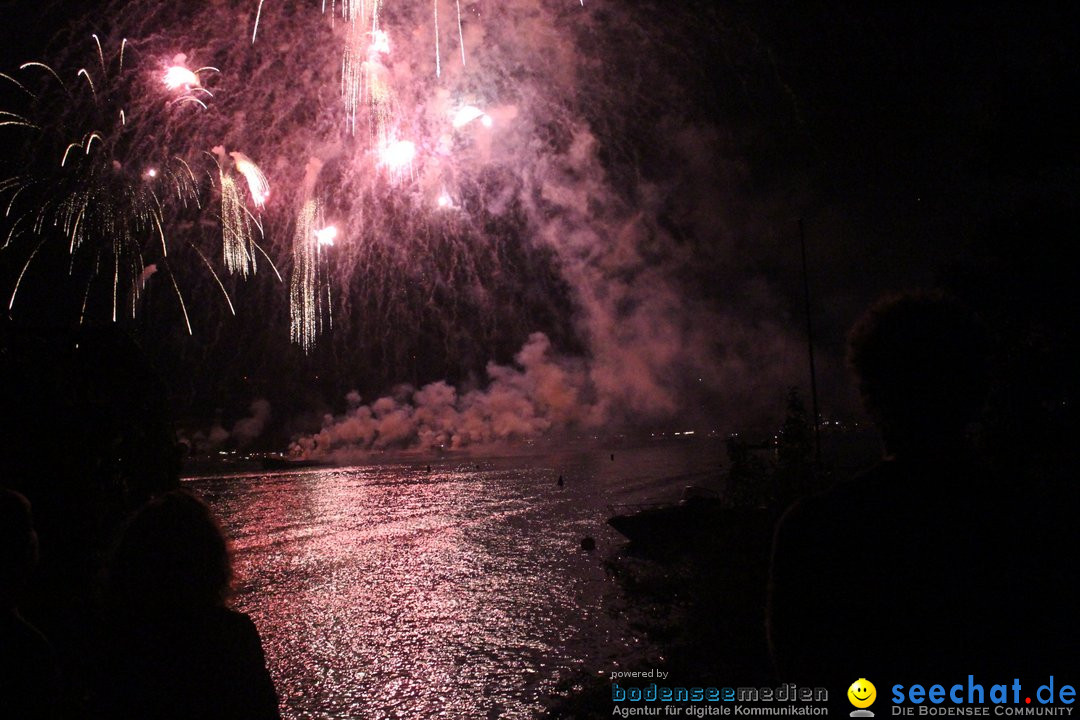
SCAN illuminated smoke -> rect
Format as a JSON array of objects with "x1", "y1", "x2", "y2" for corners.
[
  {"x1": 185, "y1": 397, "x2": 272, "y2": 451},
  {"x1": 2, "y1": 0, "x2": 812, "y2": 450},
  {"x1": 233, "y1": 398, "x2": 272, "y2": 446},
  {"x1": 292, "y1": 332, "x2": 589, "y2": 459}
]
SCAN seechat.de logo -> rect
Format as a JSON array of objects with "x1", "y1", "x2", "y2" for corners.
[{"x1": 849, "y1": 679, "x2": 878, "y2": 718}]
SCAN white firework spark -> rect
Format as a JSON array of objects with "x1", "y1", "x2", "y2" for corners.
[
  {"x1": 228, "y1": 151, "x2": 270, "y2": 207},
  {"x1": 163, "y1": 65, "x2": 199, "y2": 89},
  {"x1": 289, "y1": 199, "x2": 331, "y2": 352},
  {"x1": 433, "y1": 0, "x2": 440, "y2": 78},
  {"x1": 378, "y1": 139, "x2": 416, "y2": 183},
  {"x1": 456, "y1": 0, "x2": 465, "y2": 66},
  {"x1": 220, "y1": 172, "x2": 257, "y2": 277},
  {"x1": 451, "y1": 105, "x2": 491, "y2": 129},
  {"x1": 314, "y1": 225, "x2": 338, "y2": 246}
]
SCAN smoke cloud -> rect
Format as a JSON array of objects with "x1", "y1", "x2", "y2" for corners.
[
  {"x1": 233, "y1": 398, "x2": 272, "y2": 447},
  {"x1": 294, "y1": 332, "x2": 594, "y2": 460},
  {"x1": 269, "y1": 1, "x2": 812, "y2": 458},
  {"x1": 47, "y1": 0, "x2": 817, "y2": 457},
  {"x1": 184, "y1": 397, "x2": 272, "y2": 453}
]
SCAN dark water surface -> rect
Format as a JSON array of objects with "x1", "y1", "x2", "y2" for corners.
[{"x1": 185, "y1": 443, "x2": 722, "y2": 719}]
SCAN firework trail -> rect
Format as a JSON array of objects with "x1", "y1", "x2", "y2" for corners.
[
  {"x1": 219, "y1": 172, "x2": 257, "y2": 277},
  {"x1": 289, "y1": 198, "x2": 331, "y2": 352},
  {"x1": 341, "y1": 23, "x2": 364, "y2": 134},
  {"x1": 340, "y1": 0, "x2": 383, "y2": 135},
  {"x1": 4, "y1": 0, "x2": 812, "y2": 463},
  {"x1": 288, "y1": 156, "x2": 333, "y2": 351},
  {"x1": 433, "y1": 0, "x2": 440, "y2": 78},
  {"x1": 228, "y1": 151, "x2": 271, "y2": 207},
  {"x1": 456, "y1": 0, "x2": 466, "y2": 67},
  {"x1": 0, "y1": 35, "x2": 217, "y2": 328},
  {"x1": 162, "y1": 56, "x2": 218, "y2": 110},
  {"x1": 1, "y1": 9, "x2": 835, "y2": 714},
  {"x1": 252, "y1": 0, "x2": 266, "y2": 44},
  {"x1": 348, "y1": 27, "x2": 394, "y2": 146}
]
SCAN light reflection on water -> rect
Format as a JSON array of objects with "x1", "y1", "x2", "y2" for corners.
[{"x1": 184, "y1": 444, "x2": 722, "y2": 719}]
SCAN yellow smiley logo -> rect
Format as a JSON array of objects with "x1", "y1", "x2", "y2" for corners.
[{"x1": 848, "y1": 678, "x2": 877, "y2": 708}]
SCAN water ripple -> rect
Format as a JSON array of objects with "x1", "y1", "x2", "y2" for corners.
[{"x1": 185, "y1": 445, "x2": 721, "y2": 718}]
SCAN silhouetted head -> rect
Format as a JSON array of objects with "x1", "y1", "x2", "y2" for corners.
[
  {"x1": 0, "y1": 488, "x2": 38, "y2": 608},
  {"x1": 109, "y1": 490, "x2": 232, "y2": 611},
  {"x1": 848, "y1": 291, "x2": 989, "y2": 460}
]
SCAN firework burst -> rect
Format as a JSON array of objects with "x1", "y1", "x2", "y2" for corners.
[
  {"x1": 289, "y1": 198, "x2": 333, "y2": 352},
  {"x1": 228, "y1": 151, "x2": 271, "y2": 208},
  {"x1": 219, "y1": 172, "x2": 258, "y2": 277},
  {"x1": 3, "y1": 0, "x2": 598, "y2": 355},
  {"x1": 0, "y1": 36, "x2": 217, "y2": 327}
]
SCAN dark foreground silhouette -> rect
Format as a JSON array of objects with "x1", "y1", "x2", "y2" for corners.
[
  {"x1": 93, "y1": 490, "x2": 281, "y2": 720},
  {"x1": 1, "y1": 488, "x2": 61, "y2": 720},
  {"x1": 768, "y1": 292, "x2": 1076, "y2": 686}
]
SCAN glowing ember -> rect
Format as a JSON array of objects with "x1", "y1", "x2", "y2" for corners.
[
  {"x1": 0, "y1": 0, "x2": 722, "y2": 395},
  {"x1": 379, "y1": 139, "x2": 416, "y2": 172},
  {"x1": 163, "y1": 65, "x2": 200, "y2": 89},
  {"x1": 451, "y1": 105, "x2": 490, "y2": 129},
  {"x1": 290, "y1": 199, "x2": 331, "y2": 353},
  {"x1": 228, "y1": 151, "x2": 270, "y2": 206},
  {"x1": 220, "y1": 172, "x2": 257, "y2": 277},
  {"x1": 314, "y1": 225, "x2": 338, "y2": 246},
  {"x1": 370, "y1": 30, "x2": 391, "y2": 58}
]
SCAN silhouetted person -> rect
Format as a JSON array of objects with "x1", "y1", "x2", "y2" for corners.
[
  {"x1": 768, "y1": 292, "x2": 1034, "y2": 686},
  {"x1": 95, "y1": 490, "x2": 280, "y2": 719},
  {"x1": 1, "y1": 488, "x2": 60, "y2": 720},
  {"x1": 557, "y1": 474, "x2": 564, "y2": 487}
]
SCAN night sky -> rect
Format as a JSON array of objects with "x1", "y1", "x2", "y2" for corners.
[{"x1": 1, "y1": 1, "x2": 1076, "y2": 452}]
